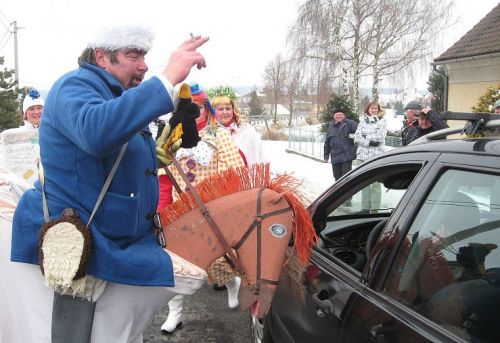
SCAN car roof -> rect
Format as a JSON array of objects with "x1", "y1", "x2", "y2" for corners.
[{"x1": 386, "y1": 137, "x2": 500, "y2": 157}]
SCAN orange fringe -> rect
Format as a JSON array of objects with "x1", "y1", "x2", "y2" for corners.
[{"x1": 158, "y1": 163, "x2": 317, "y2": 265}]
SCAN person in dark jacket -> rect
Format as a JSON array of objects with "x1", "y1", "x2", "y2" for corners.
[
  {"x1": 402, "y1": 101, "x2": 448, "y2": 146},
  {"x1": 324, "y1": 107, "x2": 358, "y2": 181}
]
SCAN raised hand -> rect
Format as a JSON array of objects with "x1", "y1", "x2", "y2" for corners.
[{"x1": 163, "y1": 35, "x2": 209, "y2": 86}]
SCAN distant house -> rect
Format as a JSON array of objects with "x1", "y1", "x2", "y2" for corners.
[{"x1": 432, "y1": 3, "x2": 500, "y2": 112}]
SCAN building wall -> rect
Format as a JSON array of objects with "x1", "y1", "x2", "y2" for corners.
[{"x1": 444, "y1": 56, "x2": 500, "y2": 112}]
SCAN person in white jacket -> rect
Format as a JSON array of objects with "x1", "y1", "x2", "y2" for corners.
[{"x1": 354, "y1": 101, "x2": 387, "y2": 210}]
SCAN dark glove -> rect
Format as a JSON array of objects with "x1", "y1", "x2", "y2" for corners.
[{"x1": 369, "y1": 141, "x2": 380, "y2": 147}]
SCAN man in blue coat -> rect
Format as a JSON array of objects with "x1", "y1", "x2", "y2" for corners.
[
  {"x1": 324, "y1": 107, "x2": 358, "y2": 181},
  {"x1": 10, "y1": 26, "x2": 208, "y2": 341}
]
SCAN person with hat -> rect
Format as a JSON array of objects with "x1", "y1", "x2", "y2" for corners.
[
  {"x1": 324, "y1": 107, "x2": 358, "y2": 182},
  {"x1": 402, "y1": 101, "x2": 448, "y2": 146},
  {"x1": 401, "y1": 100, "x2": 421, "y2": 146},
  {"x1": 21, "y1": 88, "x2": 44, "y2": 129},
  {"x1": 10, "y1": 25, "x2": 208, "y2": 341}
]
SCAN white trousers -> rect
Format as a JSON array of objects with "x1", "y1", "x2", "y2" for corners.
[{"x1": 1, "y1": 216, "x2": 205, "y2": 343}]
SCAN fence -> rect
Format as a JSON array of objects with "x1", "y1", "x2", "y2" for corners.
[{"x1": 287, "y1": 126, "x2": 402, "y2": 160}]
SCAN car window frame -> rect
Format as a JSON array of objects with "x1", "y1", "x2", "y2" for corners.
[{"x1": 373, "y1": 153, "x2": 500, "y2": 342}]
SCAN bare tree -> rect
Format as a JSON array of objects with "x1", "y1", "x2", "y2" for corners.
[
  {"x1": 344, "y1": 0, "x2": 377, "y2": 112},
  {"x1": 288, "y1": 0, "x2": 347, "y2": 110},
  {"x1": 282, "y1": 59, "x2": 304, "y2": 126},
  {"x1": 367, "y1": 0, "x2": 453, "y2": 101},
  {"x1": 263, "y1": 53, "x2": 286, "y2": 123}
]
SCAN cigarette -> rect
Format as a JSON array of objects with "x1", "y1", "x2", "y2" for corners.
[{"x1": 190, "y1": 33, "x2": 195, "y2": 42}]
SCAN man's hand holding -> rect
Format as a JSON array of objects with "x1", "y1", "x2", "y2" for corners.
[{"x1": 163, "y1": 35, "x2": 209, "y2": 86}]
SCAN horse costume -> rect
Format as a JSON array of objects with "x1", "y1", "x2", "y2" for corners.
[{"x1": 1, "y1": 164, "x2": 316, "y2": 341}]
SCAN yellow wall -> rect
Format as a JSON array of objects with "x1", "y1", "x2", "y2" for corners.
[
  {"x1": 444, "y1": 56, "x2": 500, "y2": 112},
  {"x1": 448, "y1": 81, "x2": 500, "y2": 112}
]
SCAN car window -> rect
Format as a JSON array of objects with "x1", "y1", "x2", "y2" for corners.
[
  {"x1": 383, "y1": 169, "x2": 500, "y2": 342},
  {"x1": 318, "y1": 166, "x2": 422, "y2": 273},
  {"x1": 331, "y1": 181, "x2": 407, "y2": 216}
]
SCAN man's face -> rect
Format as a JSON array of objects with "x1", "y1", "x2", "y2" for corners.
[
  {"x1": 25, "y1": 105, "x2": 43, "y2": 126},
  {"x1": 96, "y1": 48, "x2": 148, "y2": 89},
  {"x1": 406, "y1": 109, "x2": 418, "y2": 122},
  {"x1": 495, "y1": 107, "x2": 500, "y2": 114},
  {"x1": 333, "y1": 112, "x2": 346, "y2": 123},
  {"x1": 418, "y1": 115, "x2": 432, "y2": 129}
]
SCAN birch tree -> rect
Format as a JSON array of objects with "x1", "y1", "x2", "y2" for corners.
[
  {"x1": 263, "y1": 53, "x2": 285, "y2": 123},
  {"x1": 367, "y1": 0, "x2": 453, "y2": 101}
]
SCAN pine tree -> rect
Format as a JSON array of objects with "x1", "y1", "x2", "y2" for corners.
[
  {"x1": 248, "y1": 90, "x2": 263, "y2": 117},
  {"x1": 0, "y1": 56, "x2": 21, "y2": 131},
  {"x1": 427, "y1": 66, "x2": 445, "y2": 113},
  {"x1": 320, "y1": 93, "x2": 357, "y2": 133}
]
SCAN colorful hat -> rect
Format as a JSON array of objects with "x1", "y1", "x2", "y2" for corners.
[
  {"x1": 494, "y1": 99, "x2": 500, "y2": 109},
  {"x1": 190, "y1": 82, "x2": 216, "y2": 115},
  {"x1": 88, "y1": 25, "x2": 154, "y2": 52},
  {"x1": 22, "y1": 89, "x2": 44, "y2": 114}
]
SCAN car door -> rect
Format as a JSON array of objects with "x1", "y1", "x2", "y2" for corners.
[
  {"x1": 264, "y1": 152, "x2": 439, "y2": 343},
  {"x1": 341, "y1": 153, "x2": 500, "y2": 343}
]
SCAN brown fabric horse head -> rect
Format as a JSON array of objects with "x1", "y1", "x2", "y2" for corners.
[{"x1": 158, "y1": 164, "x2": 317, "y2": 318}]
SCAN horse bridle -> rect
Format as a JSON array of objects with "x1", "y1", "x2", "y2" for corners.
[
  {"x1": 233, "y1": 187, "x2": 291, "y2": 294},
  {"x1": 167, "y1": 155, "x2": 291, "y2": 294}
]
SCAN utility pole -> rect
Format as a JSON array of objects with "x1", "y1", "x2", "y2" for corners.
[{"x1": 13, "y1": 20, "x2": 20, "y2": 88}]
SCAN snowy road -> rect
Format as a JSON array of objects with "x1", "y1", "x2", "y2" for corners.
[{"x1": 264, "y1": 140, "x2": 334, "y2": 205}]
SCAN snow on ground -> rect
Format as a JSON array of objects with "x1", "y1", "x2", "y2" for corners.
[{"x1": 263, "y1": 140, "x2": 334, "y2": 205}]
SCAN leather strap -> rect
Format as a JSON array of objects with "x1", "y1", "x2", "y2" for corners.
[{"x1": 168, "y1": 151, "x2": 244, "y2": 274}]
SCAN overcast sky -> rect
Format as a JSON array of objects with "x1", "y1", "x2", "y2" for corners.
[{"x1": 0, "y1": 0, "x2": 498, "y2": 92}]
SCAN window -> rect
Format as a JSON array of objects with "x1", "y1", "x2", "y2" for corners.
[{"x1": 384, "y1": 169, "x2": 500, "y2": 342}]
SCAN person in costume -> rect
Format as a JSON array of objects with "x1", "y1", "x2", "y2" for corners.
[
  {"x1": 354, "y1": 101, "x2": 386, "y2": 209},
  {"x1": 207, "y1": 86, "x2": 267, "y2": 309},
  {"x1": 156, "y1": 82, "x2": 217, "y2": 210},
  {"x1": 160, "y1": 82, "x2": 234, "y2": 334},
  {"x1": 10, "y1": 25, "x2": 208, "y2": 342},
  {"x1": 21, "y1": 88, "x2": 45, "y2": 129},
  {"x1": 210, "y1": 86, "x2": 266, "y2": 166}
]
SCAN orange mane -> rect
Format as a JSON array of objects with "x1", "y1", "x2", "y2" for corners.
[{"x1": 158, "y1": 163, "x2": 317, "y2": 264}]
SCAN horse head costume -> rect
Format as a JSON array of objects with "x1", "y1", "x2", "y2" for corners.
[{"x1": 158, "y1": 163, "x2": 317, "y2": 318}]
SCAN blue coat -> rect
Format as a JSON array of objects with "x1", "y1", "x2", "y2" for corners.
[
  {"x1": 324, "y1": 119, "x2": 358, "y2": 163},
  {"x1": 11, "y1": 63, "x2": 176, "y2": 286}
]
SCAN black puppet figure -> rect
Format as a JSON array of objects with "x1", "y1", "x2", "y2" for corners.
[{"x1": 167, "y1": 83, "x2": 201, "y2": 149}]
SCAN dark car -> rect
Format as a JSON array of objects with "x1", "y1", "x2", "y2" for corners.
[{"x1": 253, "y1": 116, "x2": 500, "y2": 343}]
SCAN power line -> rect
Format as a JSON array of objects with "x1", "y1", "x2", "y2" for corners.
[
  {"x1": 0, "y1": 33, "x2": 11, "y2": 53},
  {"x1": 0, "y1": 10, "x2": 11, "y2": 31}
]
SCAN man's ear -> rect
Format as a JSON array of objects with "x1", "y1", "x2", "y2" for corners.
[{"x1": 94, "y1": 48, "x2": 108, "y2": 68}]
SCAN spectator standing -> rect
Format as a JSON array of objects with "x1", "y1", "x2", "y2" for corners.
[
  {"x1": 402, "y1": 101, "x2": 448, "y2": 146},
  {"x1": 323, "y1": 107, "x2": 358, "y2": 182},
  {"x1": 401, "y1": 101, "x2": 421, "y2": 146},
  {"x1": 354, "y1": 101, "x2": 387, "y2": 210}
]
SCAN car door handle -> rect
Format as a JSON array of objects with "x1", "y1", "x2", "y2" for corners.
[{"x1": 312, "y1": 291, "x2": 335, "y2": 317}]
